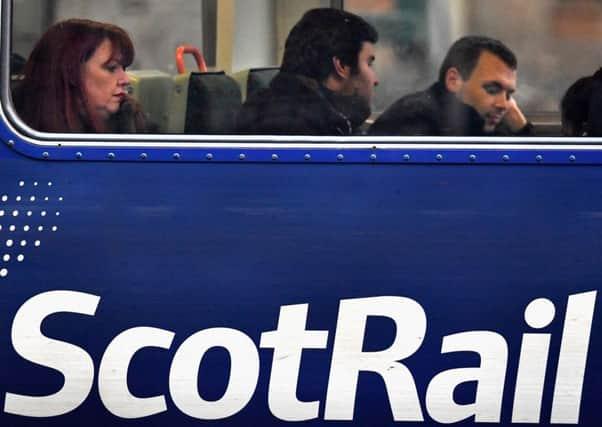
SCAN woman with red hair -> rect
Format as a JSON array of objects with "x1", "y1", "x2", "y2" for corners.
[{"x1": 13, "y1": 19, "x2": 147, "y2": 133}]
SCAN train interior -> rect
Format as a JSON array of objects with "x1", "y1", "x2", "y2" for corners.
[{"x1": 9, "y1": 0, "x2": 602, "y2": 137}]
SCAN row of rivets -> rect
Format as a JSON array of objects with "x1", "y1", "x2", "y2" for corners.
[{"x1": 42, "y1": 151, "x2": 580, "y2": 163}]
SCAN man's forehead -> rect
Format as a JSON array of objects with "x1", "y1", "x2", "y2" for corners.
[
  {"x1": 360, "y1": 41, "x2": 376, "y2": 57},
  {"x1": 470, "y1": 51, "x2": 517, "y2": 86}
]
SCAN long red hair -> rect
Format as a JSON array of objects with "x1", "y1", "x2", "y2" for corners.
[{"x1": 13, "y1": 19, "x2": 135, "y2": 132}]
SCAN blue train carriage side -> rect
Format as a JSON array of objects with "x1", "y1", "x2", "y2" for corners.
[{"x1": 0, "y1": 0, "x2": 600, "y2": 426}]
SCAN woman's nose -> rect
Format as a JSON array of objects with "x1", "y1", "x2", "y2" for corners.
[{"x1": 118, "y1": 70, "x2": 129, "y2": 86}]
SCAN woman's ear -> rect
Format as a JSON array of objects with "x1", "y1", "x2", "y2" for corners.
[
  {"x1": 332, "y1": 56, "x2": 351, "y2": 80},
  {"x1": 445, "y1": 67, "x2": 464, "y2": 93}
]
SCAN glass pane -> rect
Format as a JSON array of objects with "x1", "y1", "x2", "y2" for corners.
[
  {"x1": 347, "y1": 0, "x2": 602, "y2": 115},
  {"x1": 10, "y1": 0, "x2": 602, "y2": 137}
]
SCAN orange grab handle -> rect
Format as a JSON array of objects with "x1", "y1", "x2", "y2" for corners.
[{"x1": 176, "y1": 45, "x2": 208, "y2": 74}]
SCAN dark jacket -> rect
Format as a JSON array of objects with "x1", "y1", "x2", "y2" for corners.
[
  {"x1": 369, "y1": 82, "x2": 534, "y2": 137},
  {"x1": 236, "y1": 72, "x2": 368, "y2": 136}
]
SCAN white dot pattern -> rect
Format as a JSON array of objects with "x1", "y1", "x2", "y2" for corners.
[{"x1": 1, "y1": 180, "x2": 63, "y2": 279}]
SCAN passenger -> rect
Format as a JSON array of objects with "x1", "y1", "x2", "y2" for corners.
[
  {"x1": 561, "y1": 69, "x2": 602, "y2": 137},
  {"x1": 236, "y1": 8, "x2": 379, "y2": 136},
  {"x1": 370, "y1": 36, "x2": 535, "y2": 137},
  {"x1": 12, "y1": 19, "x2": 146, "y2": 133}
]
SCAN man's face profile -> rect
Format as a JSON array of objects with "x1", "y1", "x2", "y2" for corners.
[
  {"x1": 341, "y1": 42, "x2": 379, "y2": 106},
  {"x1": 447, "y1": 51, "x2": 518, "y2": 133}
]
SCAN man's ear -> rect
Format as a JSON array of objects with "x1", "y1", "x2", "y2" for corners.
[
  {"x1": 332, "y1": 56, "x2": 351, "y2": 80},
  {"x1": 445, "y1": 67, "x2": 463, "y2": 93}
]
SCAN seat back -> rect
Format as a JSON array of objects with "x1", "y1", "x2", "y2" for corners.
[
  {"x1": 167, "y1": 73, "x2": 192, "y2": 133},
  {"x1": 233, "y1": 67, "x2": 279, "y2": 102},
  {"x1": 127, "y1": 70, "x2": 173, "y2": 132},
  {"x1": 246, "y1": 67, "x2": 279, "y2": 100},
  {"x1": 184, "y1": 71, "x2": 242, "y2": 134}
]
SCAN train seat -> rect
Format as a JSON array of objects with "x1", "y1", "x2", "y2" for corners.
[
  {"x1": 127, "y1": 70, "x2": 173, "y2": 132},
  {"x1": 183, "y1": 71, "x2": 242, "y2": 134},
  {"x1": 233, "y1": 67, "x2": 279, "y2": 102}
]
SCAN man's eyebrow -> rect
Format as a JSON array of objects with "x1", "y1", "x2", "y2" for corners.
[{"x1": 483, "y1": 81, "x2": 515, "y2": 93}]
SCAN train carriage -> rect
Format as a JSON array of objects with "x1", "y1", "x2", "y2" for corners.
[{"x1": 0, "y1": 0, "x2": 600, "y2": 426}]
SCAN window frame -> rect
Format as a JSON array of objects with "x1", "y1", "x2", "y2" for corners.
[{"x1": 3, "y1": 0, "x2": 602, "y2": 165}]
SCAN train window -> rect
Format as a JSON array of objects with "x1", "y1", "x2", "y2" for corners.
[
  {"x1": 4, "y1": 0, "x2": 602, "y2": 140},
  {"x1": 347, "y1": 0, "x2": 602, "y2": 137}
]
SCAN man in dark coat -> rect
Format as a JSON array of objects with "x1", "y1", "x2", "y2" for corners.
[
  {"x1": 370, "y1": 36, "x2": 534, "y2": 137},
  {"x1": 236, "y1": 8, "x2": 379, "y2": 136}
]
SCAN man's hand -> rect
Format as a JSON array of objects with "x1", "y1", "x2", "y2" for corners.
[{"x1": 503, "y1": 98, "x2": 528, "y2": 133}]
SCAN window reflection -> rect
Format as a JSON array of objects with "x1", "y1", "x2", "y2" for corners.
[{"x1": 347, "y1": 0, "x2": 602, "y2": 115}]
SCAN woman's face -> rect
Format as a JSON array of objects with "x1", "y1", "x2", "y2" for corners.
[{"x1": 82, "y1": 39, "x2": 129, "y2": 120}]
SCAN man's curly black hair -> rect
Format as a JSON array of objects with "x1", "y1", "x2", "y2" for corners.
[{"x1": 280, "y1": 8, "x2": 378, "y2": 82}]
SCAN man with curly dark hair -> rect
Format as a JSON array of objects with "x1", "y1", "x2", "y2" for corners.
[{"x1": 236, "y1": 8, "x2": 379, "y2": 136}]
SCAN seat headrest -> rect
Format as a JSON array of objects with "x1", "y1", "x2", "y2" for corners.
[{"x1": 184, "y1": 71, "x2": 242, "y2": 134}]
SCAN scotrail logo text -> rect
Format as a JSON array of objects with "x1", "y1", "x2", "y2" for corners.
[{"x1": 3, "y1": 291, "x2": 597, "y2": 424}]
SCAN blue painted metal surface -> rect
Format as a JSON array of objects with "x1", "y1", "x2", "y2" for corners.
[{"x1": 0, "y1": 123, "x2": 600, "y2": 425}]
